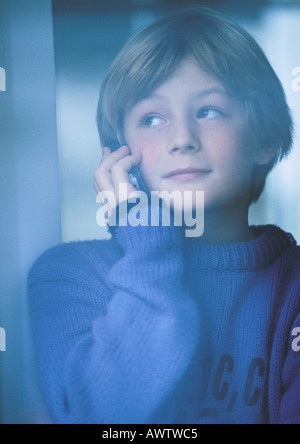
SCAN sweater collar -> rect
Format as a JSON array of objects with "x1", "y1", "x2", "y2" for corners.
[{"x1": 182, "y1": 224, "x2": 297, "y2": 271}]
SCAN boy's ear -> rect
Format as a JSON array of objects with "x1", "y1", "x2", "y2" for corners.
[{"x1": 254, "y1": 145, "x2": 278, "y2": 166}]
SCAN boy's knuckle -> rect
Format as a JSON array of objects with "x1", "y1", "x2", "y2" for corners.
[{"x1": 110, "y1": 164, "x2": 119, "y2": 175}]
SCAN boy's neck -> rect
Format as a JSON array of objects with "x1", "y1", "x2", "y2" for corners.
[{"x1": 184, "y1": 204, "x2": 256, "y2": 245}]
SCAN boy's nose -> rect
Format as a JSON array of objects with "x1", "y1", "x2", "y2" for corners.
[{"x1": 168, "y1": 119, "x2": 201, "y2": 154}]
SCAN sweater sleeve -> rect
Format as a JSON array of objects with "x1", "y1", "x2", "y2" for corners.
[
  {"x1": 27, "y1": 201, "x2": 202, "y2": 424},
  {"x1": 279, "y1": 312, "x2": 300, "y2": 424}
]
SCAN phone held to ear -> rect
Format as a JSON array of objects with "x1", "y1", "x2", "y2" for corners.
[
  {"x1": 128, "y1": 165, "x2": 148, "y2": 194},
  {"x1": 115, "y1": 136, "x2": 148, "y2": 194}
]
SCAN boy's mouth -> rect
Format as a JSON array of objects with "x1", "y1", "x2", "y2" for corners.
[{"x1": 163, "y1": 167, "x2": 212, "y2": 181}]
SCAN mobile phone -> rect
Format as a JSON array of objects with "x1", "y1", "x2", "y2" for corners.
[
  {"x1": 116, "y1": 134, "x2": 148, "y2": 194},
  {"x1": 128, "y1": 165, "x2": 148, "y2": 194}
]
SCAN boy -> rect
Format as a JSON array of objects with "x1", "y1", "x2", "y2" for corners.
[{"x1": 28, "y1": 8, "x2": 300, "y2": 424}]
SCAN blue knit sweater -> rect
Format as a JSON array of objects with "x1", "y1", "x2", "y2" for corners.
[{"x1": 27, "y1": 203, "x2": 300, "y2": 424}]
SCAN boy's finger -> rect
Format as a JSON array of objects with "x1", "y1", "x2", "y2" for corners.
[
  {"x1": 110, "y1": 152, "x2": 142, "y2": 184},
  {"x1": 93, "y1": 166, "x2": 115, "y2": 196},
  {"x1": 110, "y1": 153, "x2": 143, "y2": 201},
  {"x1": 100, "y1": 145, "x2": 129, "y2": 171}
]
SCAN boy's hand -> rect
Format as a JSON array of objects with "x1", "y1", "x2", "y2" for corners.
[{"x1": 93, "y1": 145, "x2": 142, "y2": 223}]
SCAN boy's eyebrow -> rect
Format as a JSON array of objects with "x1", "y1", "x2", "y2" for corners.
[
  {"x1": 142, "y1": 87, "x2": 228, "y2": 103},
  {"x1": 193, "y1": 87, "x2": 228, "y2": 99}
]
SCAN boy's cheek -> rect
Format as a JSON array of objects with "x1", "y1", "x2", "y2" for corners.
[
  {"x1": 138, "y1": 150, "x2": 162, "y2": 186},
  {"x1": 134, "y1": 137, "x2": 162, "y2": 166},
  {"x1": 202, "y1": 126, "x2": 236, "y2": 149},
  {"x1": 207, "y1": 131, "x2": 253, "y2": 166}
]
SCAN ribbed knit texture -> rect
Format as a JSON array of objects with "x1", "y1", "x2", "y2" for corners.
[{"x1": 27, "y1": 203, "x2": 300, "y2": 424}]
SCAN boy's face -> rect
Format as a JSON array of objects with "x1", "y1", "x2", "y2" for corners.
[{"x1": 123, "y1": 57, "x2": 258, "y2": 213}]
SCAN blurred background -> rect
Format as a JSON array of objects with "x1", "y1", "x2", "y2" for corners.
[{"x1": 0, "y1": 0, "x2": 299, "y2": 424}]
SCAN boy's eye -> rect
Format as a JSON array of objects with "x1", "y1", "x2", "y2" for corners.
[
  {"x1": 197, "y1": 107, "x2": 223, "y2": 119},
  {"x1": 140, "y1": 115, "x2": 165, "y2": 127},
  {"x1": 139, "y1": 108, "x2": 223, "y2": 127}
]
